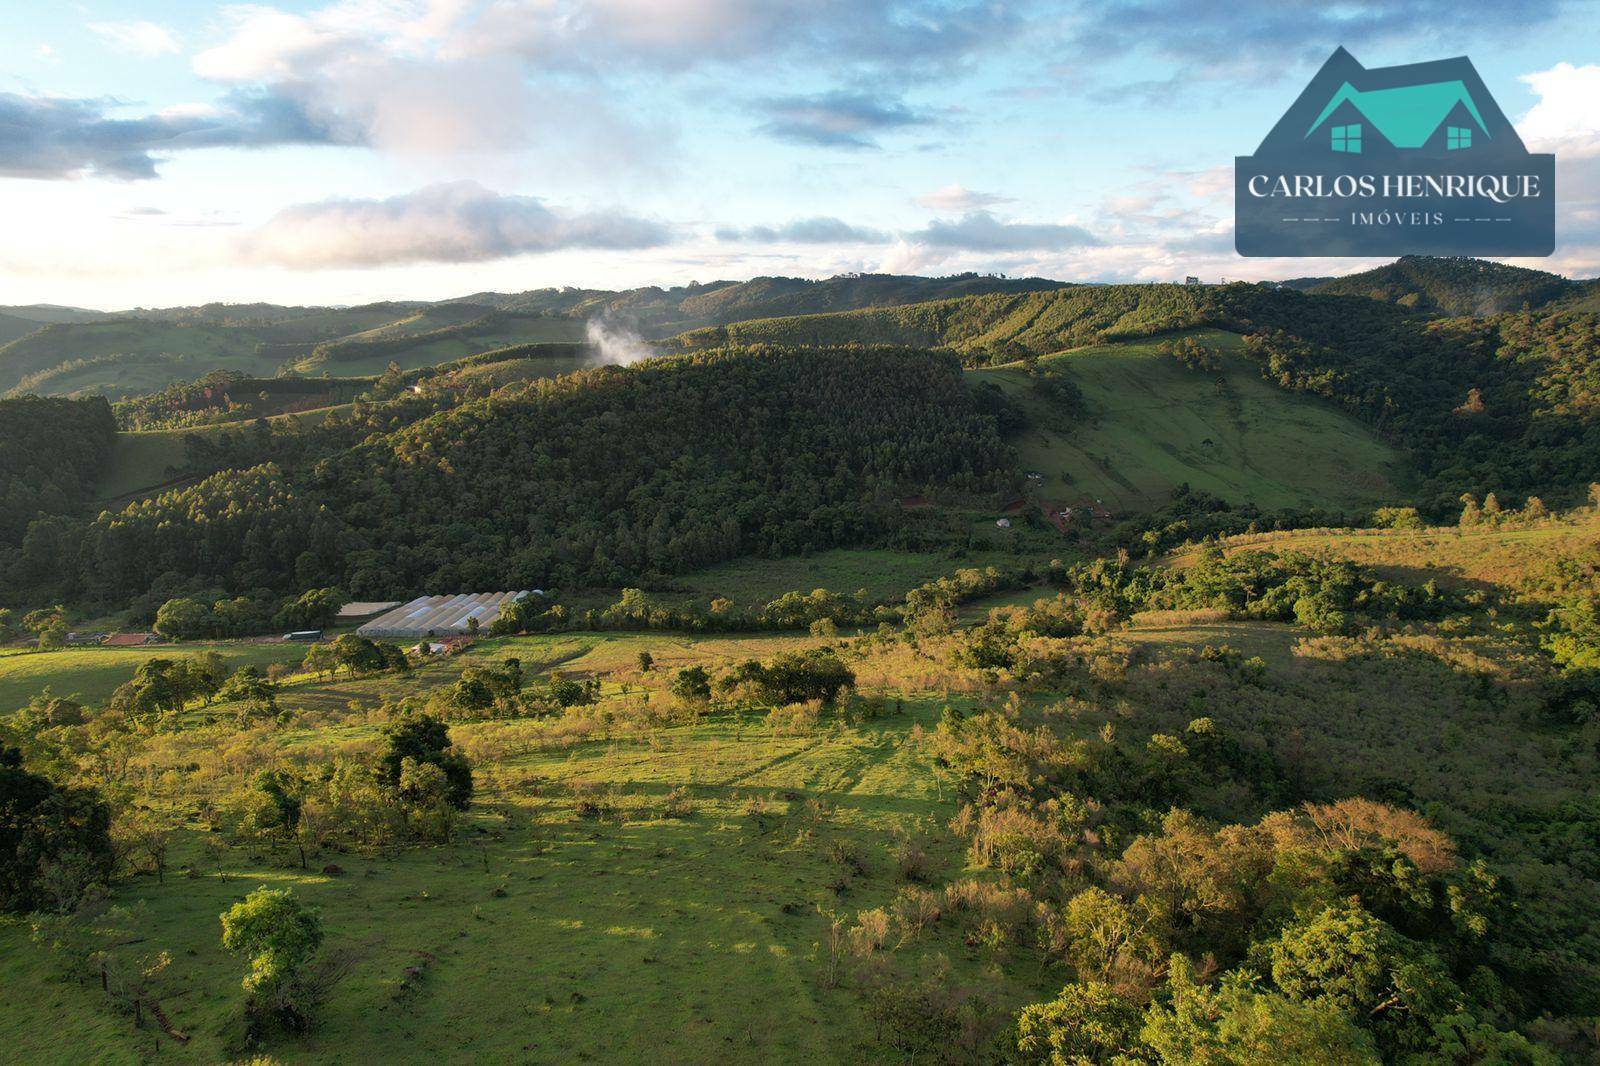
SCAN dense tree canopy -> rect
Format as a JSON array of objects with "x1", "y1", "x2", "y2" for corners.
[
  {"x1": 31, "y1": 346, "x2": 1014, "y2": 604},
  {"x1": 0, "y1": 396, "x2": 116, "y2": 543}
]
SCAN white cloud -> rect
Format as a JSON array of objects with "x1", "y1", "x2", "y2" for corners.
[
  {"x1": 913, "y1": 184, "x2": 1012, "y2": 211},
  {"x1": 1518, "y1": 62, "x2": 1600, "y2": 156},
  {"x1": 89, "y1": 20, "x2": 182, "y2": 57},
  {"x1": 904, "y1": 211, "x2": 1100, "y2": 252},
  {"x1": 239, "y1": 181, "x2": 672, "y2": 268},
  {"x1": 189, "y1": 0, "x2": 669, "y2": 165},
  {"x1": 715, "y1": 217, "x2": 890, "y2": 244}
]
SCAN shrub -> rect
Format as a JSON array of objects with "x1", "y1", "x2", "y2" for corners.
[
  {"x1": 219, "y1": 886, "x2": 325, "y2": 1032},
  {"x1": 0, "y1": 747, "x2": 115, "y2": 913}
]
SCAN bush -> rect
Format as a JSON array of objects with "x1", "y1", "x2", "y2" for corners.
[
  {"x1": 219, "y1": 886, "x2": 325, "y2": 1032},
  {"x1": 0, "y1": 747, "x2": 114, "y2": 913}
]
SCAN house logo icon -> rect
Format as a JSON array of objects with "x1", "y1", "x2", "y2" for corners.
[{"x1": 1236, "y1": 48, "x2": 1554, "y2": 256}]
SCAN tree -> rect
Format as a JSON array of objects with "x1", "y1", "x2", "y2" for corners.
[
  {"x1": 274, "y1": 587, "x2": 344, "y2": 631},
  {"x1": 397, "y1": 759, "x2": 456, "y2": 841},
  {"x1": 670, "y1": 666, "x2": 712, "y2": 705},
  {"x1": 114, "y1": 808, "x2": 173, "y2": 885},
  {"x1": 1015, "y1": 981, "x2": 1146, "y2": 1064},
  {"x1": 1142, "y1": 955, "x2": 1378, "y2": 1065},
  {"x1": 722, "y1": 648, "x2": 856, "y2": 706},
  {"x1": 637, "y1": 650, "x2": 654, "y2": 672},
  {"x1": 332, "y1": 634, "x2": 383, "y2": 674},
  {"x1": 0, "y1": 746, "x2": 115, "y2": 912},
  {"x1": 1269, "y1": 902, "x2": 1465, "y2": 1057},
  {"x1": 218, "y1": 666, "x2": 278, "y2": 717},
  {"x1": 219, "y1": 886, "x2": 325, "y2": 1031},
  {"x1": 108, "y1": 659, "x2": 187, "y2": 722},
  {"x1": 244, "y1": 770, "x2": 306, "y2": 864},
  {"x1": 153, "y1": 597, "x2": 209, "y2": 640},
  {"x1": 301, "y1": 642, "x2": 340, "y2": 679},
  {"x1": 377, "y1": 715, "x2": 472, "y2": 810},
  {"x1": 181, "y1": 651, "x2": 230, "y2": 705}
]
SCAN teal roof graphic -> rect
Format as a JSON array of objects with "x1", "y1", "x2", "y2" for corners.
[
  {"x1": 1306, "y1": 80, "x2": 1490, "y2": 148},
  {"x1": 1246, "y1": 47, "x2": 1532, "y2": 161}
]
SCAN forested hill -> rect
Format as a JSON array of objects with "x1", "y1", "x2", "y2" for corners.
[
  {"x1": 14, "y1": 346, "x2": 1013, "y2": 604},
  {"x1": 0, "y1": 396, "x2": 116, "y2": 543},
  {"x1": 669, "y1": 284, "x2": 1229, "y2": 356},
  {"x1": 443, "y1": 272, "x2": 1069, "y2": 334},
  {"x1": 1307, "y1": 256, "x2": 1574, "y2": 315},
  {"x1": 672, "y1": 282, "x2": 1600, "y2": 510}
]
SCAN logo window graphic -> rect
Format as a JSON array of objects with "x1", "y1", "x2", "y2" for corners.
[
  {"x1": 1331, "y1": 124, "x2": 1362, "y2": 153},
  {"x1": 1236, "y1": 48, "x2": 1554, "y2": 256}
]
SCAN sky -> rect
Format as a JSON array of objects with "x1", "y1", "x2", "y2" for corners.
[{"x1": 2, "y1": 0, "x2": 1599, "y2": 309}]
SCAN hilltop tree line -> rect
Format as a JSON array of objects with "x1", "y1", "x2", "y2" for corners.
[{"x1": 2, "y1": 346, "x2": 1015, "y2": 606}]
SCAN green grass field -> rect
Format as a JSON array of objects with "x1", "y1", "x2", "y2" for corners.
[
  {"x1": 0, "y1": 629, "x2": 1036, "y2": 1064},
  {"x1": 95, "y1": 404, "x2": 347, "y2": 502},
  {"x1": 0, "y1": 643, "x2": 309, "y2": 710},
  {"x1": 671, "y1": 547, "x2": 1050, "y2": 609},
  {"x1": 291, "y1": 318, "x2": 586, "y2": 377},
  {"x1": 976, "y1": 331, "x2": 1409, "y2": 512},
  {"x1": 1162, "y1": 515, "x2": 1600, "y2": 594}
]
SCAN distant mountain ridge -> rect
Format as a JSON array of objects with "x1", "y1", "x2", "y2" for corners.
[
  {"x1": 5, "y1": 259, "x2": 1599, "y2": 402},
  {"x1": 441, "y1": 272, "x2": 1072, "y2": 336},
  {"x1": 1307, "y1": 256, "x2": 1576, "y2": 315},
  {"x1": 0, "y1": 273, "x2": 1067, "y2": 399}
]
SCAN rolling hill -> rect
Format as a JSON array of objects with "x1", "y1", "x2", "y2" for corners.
[
  {"x1": 977, "y1": 330, "x2": 1405, "y2": 511},
  {"x1": 0, "y1": 273, "x2": 1064, "y2": 400},
  {"x1": 1307, "y1": 256, "x2": 1574, "y2": 315},
  {"x1": 447, "y1": 272, "x2": 1070, "y2": 336},
  {"x1": 669, "y1": 283, "x2": 1227, "y2": 357}
]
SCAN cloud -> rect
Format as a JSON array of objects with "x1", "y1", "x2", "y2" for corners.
[
  {"x1": 913, "y1": 184, "x2": 1012, "y2": 211},
  {"x1": 179, "y1": 0, "x2": 1017, "y2": 164},
  {"x1": 1518, "y1": 62, "x2": 1600, "y2": 155},
  {"x1": 239, "y1": 181, "x2": 672, "y2": 268},
  {"x1": 188, "y1": 1, "x2": 667, "y2": 163},
  {"x1": 464, "y1": 0, "x2": 1022, "y2": 74},
  {"x1": 715, "y1": 217, "x2": 890, "y2": 244},
  {"x1": 89, "y1": 20, "x2": 182, "y2": 57},
  {"x1": 755, "y1": 91, "x2": 927, "y2": 149},
  {"x1": 904, "y1": 211, "x2": 1101, "y2": 251},
  {"x1": 0, "y1": 91, "x2": 356, "y2": 180},
  {"x1": 1061, "y1": 0, "x2": 1562, "y2": 83}
]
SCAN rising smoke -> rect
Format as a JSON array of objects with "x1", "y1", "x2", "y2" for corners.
[{"x1": 585, "y1": 318, "x2": 655, "y2": 366}]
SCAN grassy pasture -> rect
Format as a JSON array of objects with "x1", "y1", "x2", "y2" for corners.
[
  {"x1": 670, "y1": 547, "x2": 1051, "y2": 609},
  {"x1": 0, "y1": 627, "x2": 1043, "y2": 1064},
  {"x1": 0, "y1": 643, "x2": 308, "y2": 711},
  {"x1": 976, "y1": 330, "x2": 1408, "y2": 512},
  {"x1": 1161, "y1": 515, "x2": 1600, "y2": 595},
  {"x1": 95, "y1": 403, "x2": 345, "y2": 502}
]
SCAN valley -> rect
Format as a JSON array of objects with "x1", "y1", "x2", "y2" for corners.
[{"x1": 3, "y1": 258, "x2": 1600, "y2": 1063}]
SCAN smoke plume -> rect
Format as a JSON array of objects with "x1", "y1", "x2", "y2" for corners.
[{"x1": 585, "y1": 319, "x2": 655, "y2": 366}]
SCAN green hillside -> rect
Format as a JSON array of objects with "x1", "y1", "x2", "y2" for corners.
[
  {"x1": 451, "y1": 272, "x2": 1070, "y2": 337},
  {"x1": 0, "y1": 320, "x2": 267, "y2": 397},
  {"x1": 0, "y1": 275, "x2": 1072, "y2": 400},
  {"x1": 1308, "y1": 256, "x2": 1572, "y2": 315},
  {"x1": 670, "y1": 283, "x2": 1224, "y2": 357},
  {"x1": 0, "y1": 313, "x2": 38, "y2": 345},
  {"x1": 980, "y1": 330, "x2": 1405, "y2": 511}
]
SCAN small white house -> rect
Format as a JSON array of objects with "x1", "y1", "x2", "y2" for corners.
[{"x1": 996, "y1": 518, "x2": 1012, "y2": 529}]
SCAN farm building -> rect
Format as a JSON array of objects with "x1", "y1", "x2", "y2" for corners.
[
  {"x1": 104, "y1": 632, "x2": 157, "y2": 647},
  {"x1": 357, "y1": 591, "x2": 536, "y2": 640},
  {"x1": 336, "y1": 600, "x2": 402, "y2": 621}
]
